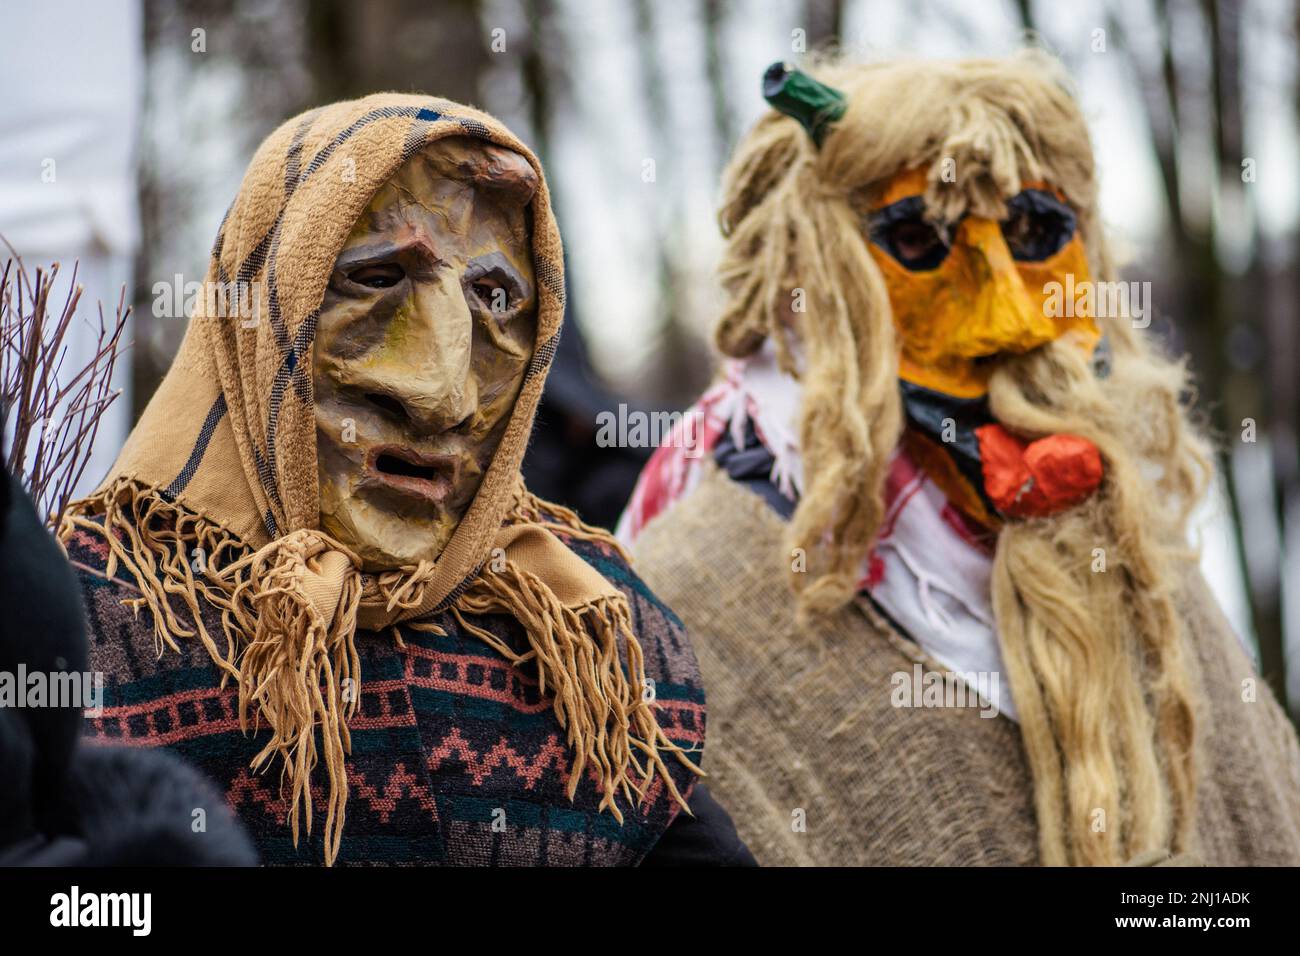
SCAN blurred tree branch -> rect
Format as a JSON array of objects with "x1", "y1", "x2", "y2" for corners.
[
  {"x1": 1100, "y1": 0, "x2": 1291, "y2": 709},
  {"x1": 1, "y1": 251, "x2": 129, "y2": 528}
]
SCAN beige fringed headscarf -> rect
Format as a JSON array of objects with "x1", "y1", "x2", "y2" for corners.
[{"x1": 61, "y1": 94, "x2": 696, "y2": 865}]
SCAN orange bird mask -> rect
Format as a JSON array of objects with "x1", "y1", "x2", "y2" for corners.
[{"x1": 864, "y1": 167, "x2": 1105, "y2": 525}]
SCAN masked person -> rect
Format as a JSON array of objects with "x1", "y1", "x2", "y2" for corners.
[
  {"x1": 60, "y1": 94, "x2": 753, "y2": 867},
  {"x1": 619, "y1": 52, "x2": 1300, "y2": 866}
]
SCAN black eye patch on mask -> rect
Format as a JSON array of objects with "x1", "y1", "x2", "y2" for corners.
[
  {"x1": 867, "y1": 196, "x2": 950, "y2": 271},
  {"x1": 867, "y1": 189, "x2": 1079, "y2": 271},
  {"x1": 1000, "y1": 189, "x2": 1077, "y2": 262}
]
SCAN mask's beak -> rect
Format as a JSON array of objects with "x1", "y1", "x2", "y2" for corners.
[
  {"x1": 892, "y1": 217, "x2": 1108, "y2": 525},
  {"x1": 892, "y1": 216, "x2": 1067, "y2": 399},
  {"x1": 949, "y1": 217, "x2": 1059, "y2": 361}
]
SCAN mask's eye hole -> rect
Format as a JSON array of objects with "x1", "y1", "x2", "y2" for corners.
[
  {"x1": 470, "y1": 278, "x2": 513, "y2": 314},
  {"x1": 868, "y1": 196, "x2": 951, "y2": 271},
  {"x1": 888, "y1": 219, "x2": 947, "y2": 266},
  {"x1": 1001, "y1": 189, "x2": 1077, "y2": 262},
  {"x1": 348, "y1": 263, "x2": 405, "y2": 289},
  {"x1": 466, "y1": 261, "x2": 525, "y2": 317}
]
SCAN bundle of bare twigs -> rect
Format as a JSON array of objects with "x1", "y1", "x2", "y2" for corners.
[{"x1": 1, "y1": 240, "x2": 128, "y2": 529}]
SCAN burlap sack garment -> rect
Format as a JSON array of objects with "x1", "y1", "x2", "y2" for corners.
[
  {"x1": 61, "y1": 94, "x2": 696, "y2": 865},
  {"x1": 631, "y1": 463, "x2": 1300, "y2": 865}
]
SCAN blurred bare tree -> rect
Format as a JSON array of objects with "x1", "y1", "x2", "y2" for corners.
[
  {"x1": 307, "y1": 0, "x2": 490, "y2": 106},
  {"x1": 1014, "y1": 0, "x2": 1297, "y2": 711},
  {"x1": 136, "y1": 0, "x2": 312, "y2": 413},
  {"x1": 2, "y1": 256, "x2": 128, "y2": 527}
]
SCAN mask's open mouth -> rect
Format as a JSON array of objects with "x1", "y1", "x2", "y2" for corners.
[
  {"x1": 376, "y1": 452, "x2": 436, "y2": 480},
  {"x1": 367, "y1": 445, "x2": 459, "y2": 503}
]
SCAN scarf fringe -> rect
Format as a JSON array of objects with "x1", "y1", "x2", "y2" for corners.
[
  {"x1": 60, "y1": 476, "x2": 246, "y2": 675},
  {"x1": 223, "y1": 533, "x2": 362, "y2": 867},
  {"x1": 511, "y1": 488, "x2": 632, "y2": 562},
  {"x1": 63, "y1": 478, "x2": 362, "y2": 864},
  {"x1": 61, "y1": 478, "x2": 695, "y2": 865}
]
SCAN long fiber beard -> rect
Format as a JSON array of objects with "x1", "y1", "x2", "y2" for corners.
[{"x1": 986, "y1": 334, "x2": 1209, "y2": 865}]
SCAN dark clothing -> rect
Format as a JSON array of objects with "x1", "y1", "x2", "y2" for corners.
[
  {"x1": 0, "y1": 470, "x2": 256, "y2": 866},
  {"x1": 643, "y1": 784, "x2": 758, "y2": 867}
]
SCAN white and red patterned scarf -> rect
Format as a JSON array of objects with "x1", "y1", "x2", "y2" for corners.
[{"x1": 617, "y1": 343, "x2": 1018, "y2": 720}]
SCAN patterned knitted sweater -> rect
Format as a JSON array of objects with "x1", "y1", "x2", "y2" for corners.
[{"x1": 67, "y1": 521, "x2": 706, "y2": 866}]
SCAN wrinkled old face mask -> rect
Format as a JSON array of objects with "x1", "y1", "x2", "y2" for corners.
[
  {"x1": 863, "y1": 167, "x2": 1105, "y2": 524},
  {"x1": 315, "y1": 137, "x2": 538, "y2": 569}
]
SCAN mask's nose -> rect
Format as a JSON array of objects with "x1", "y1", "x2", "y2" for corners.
[
  {"x1": 362, "y1": 271, "x2": 478, "y2": 434},
  {"x1": 950, "y1": 217, "x2": 1058, "y2": 358}
]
